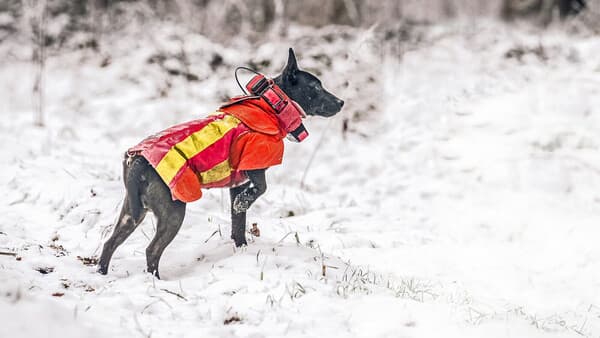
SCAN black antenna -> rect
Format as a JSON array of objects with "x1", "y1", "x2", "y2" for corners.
[{"x1": 235, "y1": 66, "x2": 262, "y2": 95}]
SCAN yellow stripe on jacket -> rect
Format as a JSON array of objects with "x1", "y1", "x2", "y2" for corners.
[
  {"x1": 199, "y1": 159, "x2": 231, "y2": 184},
  {"x1": 155, "y1": 115, "x2": 241, "y2": 184}
]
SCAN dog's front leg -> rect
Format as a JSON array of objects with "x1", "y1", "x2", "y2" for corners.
[
  {"x1": 230, "y1": 182, "x2": 250, "y2": 247},
  {"x1": 230, "y1": 169, "x2": 267, "y2": 247}
]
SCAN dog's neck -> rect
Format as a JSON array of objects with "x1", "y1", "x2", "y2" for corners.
[
  {"x1": 273, "y1": 76, "x2": 296, "y2": 105},
  {"x1": 272, "y1": 76, "x2": 285, "y2": 90}
]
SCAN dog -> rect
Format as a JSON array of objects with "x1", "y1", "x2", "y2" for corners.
[{"x1": 98, "y1": 48, "x2": 344, "y2": 278}]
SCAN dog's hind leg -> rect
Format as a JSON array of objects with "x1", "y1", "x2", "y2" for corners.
[
  {"x1": 143, "y1": 169, "x2": 186, "y2": 279},
  {"x1": 145, "y1": 201, "x2": 185, "y2": 279},
  {"x1": 98, "y1": 197, "x2": 147, "y2": 274}
]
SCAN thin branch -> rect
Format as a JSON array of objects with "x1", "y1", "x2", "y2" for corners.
[
  {"x1": 161, "y1": 288, "x2": 187, "y2": 301},
  {"x1": 276, "y1": 231, "x2": 294, "y2": 244},
  {"x1": 204, "y1": 229, "x2": 220, "y2": 243}
]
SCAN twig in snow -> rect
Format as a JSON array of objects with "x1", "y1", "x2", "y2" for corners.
[
  {"x1": 161, "y1": 288, "x2": 187, "y2": 301},
  {"x1": 265, "y1": 294, "x2": 275, "y2": 307},
  {"x1": 204, "y1": 229, "x2": 220, "y2": 243},
  {"x1": 576, "y1": 317, "x2": 587, "y2": 335},
  {"x1": 133, "y1": 313, "x2": 151, "y2": 338},
  {"x1": 147, "y1": 295, "x2": 172, "y2": 310},
  {"x1": 141, "y1": 300, "x2": 162, "y2": 314},
  {"x1": 62, "y1": 169, "x2": 76, "y2": 179},
  {"x1": 260, "y1": 257, "x2": 267, "y2": 281},
  {"x1": 8, "y1": 193, "x2": 28, "y2": 206},
  {"x1": 285, "y1": 281, "x2": 306, "y2": 300},
  {"x1": 178, "y1": 280, "x2": 184, "y2": 296},
  {"x1": 276, "y1": 231, "x2": 294, "y2": 244},
  {"x1": 317, "y1": 244, "x2": 326, "y2": 277},
  {"x1": 0, "y1": 251, "x2": 17, "y2": 257}
]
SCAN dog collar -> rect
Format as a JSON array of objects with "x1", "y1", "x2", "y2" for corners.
[{"x1": 246, "y1": 74, "x2": 308, "y2": 142}]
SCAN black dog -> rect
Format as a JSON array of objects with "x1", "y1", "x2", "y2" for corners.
[{"x1": 98, "y1": 49, "x2": 344, "y2": 278}]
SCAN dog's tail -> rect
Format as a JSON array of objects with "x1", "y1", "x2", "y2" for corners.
[{"x1": 123, "y1": 154, "x2": 147, "y2": 224}]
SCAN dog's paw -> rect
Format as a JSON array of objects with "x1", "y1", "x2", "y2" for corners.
[
  {"x1": 233, "y1": 238, "x2": 248, "y2": 247},
  {"x1": 97, "y1": 266, "x2": 108, "y2": 275},
  {"x1": 147, "y1": 268, "x2": 161, "y2": 279}
]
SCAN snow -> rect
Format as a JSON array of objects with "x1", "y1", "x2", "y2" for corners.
[{"x1": 1, "y1": 19, "x2": 600, "y2": 337}]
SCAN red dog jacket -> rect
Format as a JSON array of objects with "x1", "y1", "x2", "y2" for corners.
[{"x1": 128, "y1": 97, "x2": 286, "y2": 202}]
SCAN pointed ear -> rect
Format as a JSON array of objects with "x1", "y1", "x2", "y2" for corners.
[
  {"x1": 286, "y1": 48, "x2": 298, "y2": 71},
  {"x1": 283, "y1": 48, "x2": 298, "y2": 82}
]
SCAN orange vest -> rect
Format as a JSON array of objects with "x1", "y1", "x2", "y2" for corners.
[{"x1": 129, "y1": 98, "x2": 285, "y2": 202}]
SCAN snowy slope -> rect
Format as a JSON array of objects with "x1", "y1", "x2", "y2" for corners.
[{"x1": 1, "y1": 20, "x2": 600, "y2": 337}]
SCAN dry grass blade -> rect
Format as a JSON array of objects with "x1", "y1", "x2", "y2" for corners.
[
  {"x1": 204, "y1": 229, "x2": 220, "y2": 243},
  {"x1": 277, "y1": 231, "x2": 294, "y2": 244},
  {"x1": 161, "y1": 288, "x2": 187, "y2": 301}
]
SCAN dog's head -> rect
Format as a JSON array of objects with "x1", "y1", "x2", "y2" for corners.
[{"x1": 274, "y1": 48, "x2": 344, "y2": 117}]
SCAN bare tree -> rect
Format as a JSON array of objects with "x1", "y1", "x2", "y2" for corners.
[
  {"x1": 502, "y1": 0, "x2": 587, "y2": 24},
  {"x1": 24, "y1": 0, "x2": 48, "y2": 127}
]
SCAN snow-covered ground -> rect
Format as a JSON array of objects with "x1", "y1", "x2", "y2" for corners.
[{"x1": 1, "y1": 20, "x2": 600, "y2": 337}]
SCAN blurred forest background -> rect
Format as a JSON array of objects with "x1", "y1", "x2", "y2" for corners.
[
  {"x1": 2, "y1": 2, "x2": 600, "y2": 337},
  {"x1": 0, "y1": 0, "x2": 596, "y2": 50},
  {"x1": 0, "y1": 0, "x2": 597, "y2": 128}
]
